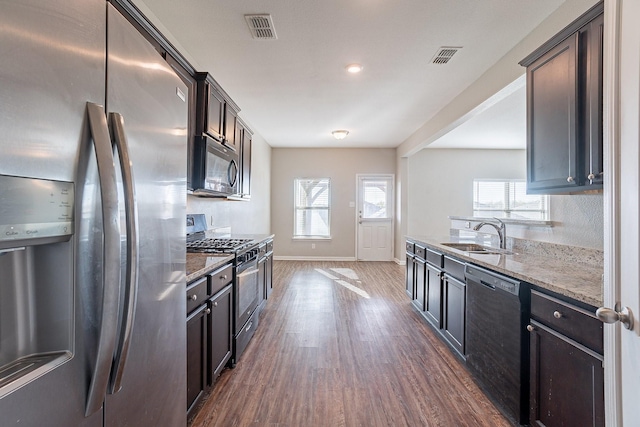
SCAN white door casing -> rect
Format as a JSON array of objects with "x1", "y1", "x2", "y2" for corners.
[
  {"x1": 603, "y1": 1, "x2": 640, "y2": 425},
  {"x1": 356, "y1": 175, "x2": 394, "y2": 261}
]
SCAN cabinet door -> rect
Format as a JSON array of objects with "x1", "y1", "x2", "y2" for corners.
[
  {"x1": 529, "y1": 322, "x2": 604, "y2": 427},
  {"x1": 413, "y1": 258, "x2": 426, "y2": 311},
  {"x1": 443, "y1": 274, "x2": 466, "y2": 356},
  {"x1": 258, "y1": 256, "x2": 267, "y2": 301},
  {"x1": 582, "y1": 13, "x2": 604, "y2": 188},
  {"x1": 209, "y1": 285, "x2": 233, "y2": 382},
  {"x1": 206, "y1": 85, "x2": 225, "y2": 141},
  {"x1": 526, "y1": 34, "x2": 579, "y2": 194},
  {"x1": 405, "y1": 254, "x2": 415, "y2": 298},
  {"x1": 424, "y1": 263, "x2": 443, "y2": 329},
  {"x1": 187, "y1": 305, "x2": 207, "y2": 416},
  {"x1": 224, "y1": 103, "x2": 238, "y2": 150},
  {"x1": 240, "y1": 130, "x2": 252, "y2": 197},
  {"x1": 265, "y1": 253, "x2": 273, "y2": 299}
]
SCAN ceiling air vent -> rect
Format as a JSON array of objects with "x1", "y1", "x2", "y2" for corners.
[
  {"x1": 431, "y1": 47, "x2": 462, "y2": 64},
  {"x1": 244, "y1": 14, "x2": 278, "y2": 40}
]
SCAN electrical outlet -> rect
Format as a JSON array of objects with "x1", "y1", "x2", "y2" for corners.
[
  {"x1": 465, "y1": 221, "x2": 471, "y2": 229},
  {"x1": 211, "y1": 215, "x2": 215, "y2": 226},
  {"x1": 311, "y1": 243, "x2": 316, "y2": 249}
]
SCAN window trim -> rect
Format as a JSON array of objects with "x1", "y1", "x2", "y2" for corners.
[{"x1": 293, "y1": 177, "x2": 331, "y2": 238}]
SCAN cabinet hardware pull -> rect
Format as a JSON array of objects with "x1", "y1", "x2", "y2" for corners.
[
  {"x1": 205, "y1": 308, "x2": 211, "y2": 315},
  {"x1": 587, "y1": 173, "x2": 596, "y2": 181},
  {"x1": 567, "y1": 176, "x2": 575, "y2": 183},
  {"x1": 246, "y1": 322, "x2": 252, "y2": 332},
  {"x1": 214, "y1": 301, "x2": 218, "y2": 307},
  {"x1": 221, "y1": 275, "x2": 227, "y2": 280},
  {"x1": 526, "y1": 325, "x2": 535, "y2": 332},
  {"x1": 553, "y1": 310, "x2": 562, "y2": 319},
  {"x1": 190, "y1": 295, "x2": 197, "y2": 301}
]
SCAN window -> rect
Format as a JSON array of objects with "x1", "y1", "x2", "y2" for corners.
[
  {"x1": 473, "y1": 180, "x2": 549, "y2": 220},
  {"x1": 361, "y1": 179, "x2": 392, "y2": 219},
  {"x1": 294, "y1": 178, "x2": 330, "y2": 237}
]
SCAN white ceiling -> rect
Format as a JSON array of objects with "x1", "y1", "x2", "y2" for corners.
[
  {"x1": 428, "y1": 83, "x2": 526, "y2": 150},
  {"x1": 135, "y1": 0, "x2": 565, "y2": 149}
]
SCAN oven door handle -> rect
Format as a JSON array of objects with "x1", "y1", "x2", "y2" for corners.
[{"x1": 237, "y1": 267, "x2": 259, "y2": 278}]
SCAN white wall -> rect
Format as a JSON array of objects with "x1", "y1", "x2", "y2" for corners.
[
  {"x1": 407, "y1": 149, "x2": 526, "y2": 236},
  {"x1": 271, "y1": 148, "x2": 396, "y2": 259},
  {"x1": 187, "y1": 132, "x2": 271, "y2": 234},
  {"x1": 406, "y1": 148, "x2": 604, "y2": 250}
]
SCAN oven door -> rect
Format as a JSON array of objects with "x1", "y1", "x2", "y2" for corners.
[
  {"x1": 192, "y1": 135, "x2": 238, "y2": 197},
  {"x1": 235, "y1": 257, "x2": 259, "y2": 334}
]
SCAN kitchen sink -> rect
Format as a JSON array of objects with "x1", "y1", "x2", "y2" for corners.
[{"x1": 440, "y1": 242, "x2": 512, "y2": 255}]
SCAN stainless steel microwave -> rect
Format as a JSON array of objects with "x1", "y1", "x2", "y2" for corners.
[{"x1": 192, "y1": 135, "x2": 239, "y2": 197}]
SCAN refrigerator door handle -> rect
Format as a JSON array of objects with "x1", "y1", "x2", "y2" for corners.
[
  {"x1": 85, "y1": 102, "x2": 122, "y2": 417},
  {"x1": 107, "y1": 112, "x2": 140, "y2": 394}
]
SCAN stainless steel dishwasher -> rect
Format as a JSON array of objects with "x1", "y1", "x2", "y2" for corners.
[{"x1": 464, "y1": 264, "x2": 530, "y2": 426}]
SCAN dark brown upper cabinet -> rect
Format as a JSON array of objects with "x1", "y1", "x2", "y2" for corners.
[
  {"x1": 520, "y1": 2, "x2": 603, "y2": 195},
  {"x1": 236, "y1": 118, "x2": 252, "y2": 199},
  {"x1": 195, "y1": 72, "x2": 240, "y2": 151}
]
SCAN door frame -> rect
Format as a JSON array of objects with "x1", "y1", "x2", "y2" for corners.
[
  {"x1": 355, "y1": 174, "x2": 395, "y2": 261},
  {"x1": 603, "y1": 0, "x2": 621, "y2": 425}
]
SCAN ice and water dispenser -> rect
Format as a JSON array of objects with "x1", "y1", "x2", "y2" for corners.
[{"x1": 0, "y1": 174, "x2": 75, "y2": 395}]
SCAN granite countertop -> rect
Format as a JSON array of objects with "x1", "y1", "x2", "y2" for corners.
[
  {"x1": 186, "y1": 234, "x2": 275, "y2": 283},
  {"x1": 407, "y1": 235, "x2": 603, "y2": 307}
]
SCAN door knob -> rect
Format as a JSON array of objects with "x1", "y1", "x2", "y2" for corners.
[{"x1": 596, "y1": 306, "x2": 634, "y2": 330}]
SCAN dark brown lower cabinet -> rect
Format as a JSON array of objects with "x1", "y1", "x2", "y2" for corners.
[
  {"x1": 186, "y1": 304, "x2": 207, "y2": 418},
  {"x1": 413, "y1": 257, "x2": 426, "y2": 311},
  {"x1": 443, "y1": 273, "x2": 466, "y2": 357},
  {"x1": 424, "y1": 263, "x2": 443, "y2": 329},
  {"x1": 529, "y1": 321, "x2": 604, "y2": 427},
  {"x1": 405, "y1": 253, "x2": 415, "y2": 298},
  {"x1": 208, "y1": 284, "x2": 233, "y2": 383},
  {"x1": 265, "y1": 251, "x2": 273, "y2": 298}
]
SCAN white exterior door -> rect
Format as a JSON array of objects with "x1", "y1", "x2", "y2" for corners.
[
  {"x1": 604, "y1": 1, "x2": 640, "y2": 425},
  {"x1": 356, "y1": 175, "x2": 394, "y2": 261}
]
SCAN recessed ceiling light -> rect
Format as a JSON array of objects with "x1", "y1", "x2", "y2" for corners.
[
  {"x1": 331, "y1": 130, "x2": 349, "y2": 140},
  {"x1": 345, "y1": 64, "x2": 363, "y2": 74}
]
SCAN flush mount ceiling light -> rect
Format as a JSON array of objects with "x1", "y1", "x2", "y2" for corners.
[
  {"x1": 345, "y1": 64, "x2": 363, "y2": 74},
  {"x1": 331, "y1": 130, "x2": 349, "y2": 140}
]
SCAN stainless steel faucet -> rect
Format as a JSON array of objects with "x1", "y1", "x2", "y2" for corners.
[{"x1": 473, "y1": 218, "x2": 507, "y2": 249}]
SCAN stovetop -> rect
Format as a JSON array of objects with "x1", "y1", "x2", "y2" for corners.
[{"x1": 186, "y1": 236, "x2": 254, "y2": 254}]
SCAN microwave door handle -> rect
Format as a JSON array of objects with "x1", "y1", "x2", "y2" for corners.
[
  {"x1": 107, "y1": 112, "x2": 140, "y2": 394},
  {"x1": 85, "y1": 102, "x2": 122, "y2": 416},
  {"x1": 228, "y1": 159, "x2": 238, "y2": 187}
]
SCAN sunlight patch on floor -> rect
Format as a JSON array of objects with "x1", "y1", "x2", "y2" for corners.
[
  {"x1": 330, "y1": 268, "x2": 359, "y2": 280},
  {"x1": 314, "y1": 268, "x2": 370, "y2": 299}
]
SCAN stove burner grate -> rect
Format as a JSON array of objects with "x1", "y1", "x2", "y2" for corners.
[{"x1": 186, "y1": 238, "x2": 253, "y2": 254}]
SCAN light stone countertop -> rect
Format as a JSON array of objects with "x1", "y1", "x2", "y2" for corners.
[{"x1": 407, "y1": 235, "x2": 603, "y2": 308}]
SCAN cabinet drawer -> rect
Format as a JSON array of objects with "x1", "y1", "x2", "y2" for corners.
[
  {"x1": 186, "y1": 277, "x2": 208, "y2": 315},
  {"x1": 209, "y1": 264, "x2": 233, "y2": 296},
  {"x1": 531, "y1": 290, "x2": 603, "y2": 354},
  {"x1": 405, "y1": 241, "x2": 415, "y2": 255},
  {"x1": 426, "y1": 248, "x2": 443, "y2": 268},
  {"x1": 444, "y1": 255, "x2": 465, "y2": 281},
  {"x1": 258, "y1": 243, "x2": 267, "y2": 257},
  {"x1": 415, "y1": 245, "x2": 426, "y2": 260}
]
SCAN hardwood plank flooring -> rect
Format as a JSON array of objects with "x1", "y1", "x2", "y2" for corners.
[{"x1": 191, "y1": 261, "x2": 512, "y2": 427}]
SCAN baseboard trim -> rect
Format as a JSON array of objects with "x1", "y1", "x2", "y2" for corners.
[
  {"x1": 273, "y1": 256, "x2": 357, "y2": 262},
  {"x1": 394, "y1": 258, "x2": 405, "y2": 266}
]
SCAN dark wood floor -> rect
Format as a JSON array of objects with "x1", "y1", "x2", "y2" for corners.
[{"x1": 191, "y1": 260, "x2": 511, "y2": 427}]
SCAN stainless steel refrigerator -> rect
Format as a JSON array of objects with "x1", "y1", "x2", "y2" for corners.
[{"x1": 0, "y1": 1, "x2": 187, "y2": 425}]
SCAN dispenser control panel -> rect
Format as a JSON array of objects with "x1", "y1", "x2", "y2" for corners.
[{"x1": 0, "y1": 174, "x2": 74, "y2": 246}]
